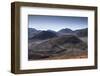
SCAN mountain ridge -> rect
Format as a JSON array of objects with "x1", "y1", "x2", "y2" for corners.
[{"x1": 28, "y1": 28, "x2": 88, "y2": 39}]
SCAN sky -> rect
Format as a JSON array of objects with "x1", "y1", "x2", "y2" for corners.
[{"x1": 28, "y1": 15, "x2": 88, "y2": 31}]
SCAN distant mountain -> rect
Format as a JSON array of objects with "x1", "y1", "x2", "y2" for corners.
[
  {"x1": 47, "y1": 30, "x2": 60, "y2": 36},
  {"x1": 58, "y1": 28, "x2": 88, "y2": 37},
  {"x1": 58, "y1": 28, "x2": 73, "y2": 34},
  {"x1": 28, "y1": 28, "x2": 40, "y2": 39},
  {"x1": 75, "y1": 28, "x2": 88, "y2": 37},
  {"x1": 28, "y1": 28, "x2": 88, "y2": 40},
  {"x1": 58, "y1": 28, "x2": 74, "y2": 36},
  {"x1": 32, "y1": 31, "x2": 58, "y2": 40}
]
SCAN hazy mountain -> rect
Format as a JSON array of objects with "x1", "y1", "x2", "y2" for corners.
[
  {"x1": 58, "y1": 28, "x2": 88, "y2": 37},
  {"x1": 28, "y1": 28, "x2": 88, "y2": 39},
  {"x1": 58, "y1": 28, "x2": 73, "y2": 34},
  {"x1": 58, "y1": 28, "x2": 74, "y2": 36},
  {"x1": 28, "y1": 28, "x2": 37, "y2": 32},
  {"x1": 32, "y1": 31, "x2": 58, "y2": 40},
  {"x1": 28, "y1": 28, "x2": 40, "y2": 39},
  {"x1": 75, "y1": 28, "x2": 88, "y2": 37}
]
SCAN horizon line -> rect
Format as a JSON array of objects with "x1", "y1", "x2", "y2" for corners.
[{"x1": 28, "y1": 27, "x2": 88, "y2": 32}]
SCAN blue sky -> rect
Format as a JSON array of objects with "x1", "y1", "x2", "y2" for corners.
[{"x1": 28, "y1": 15, "x2": 88, "y2": 31}]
